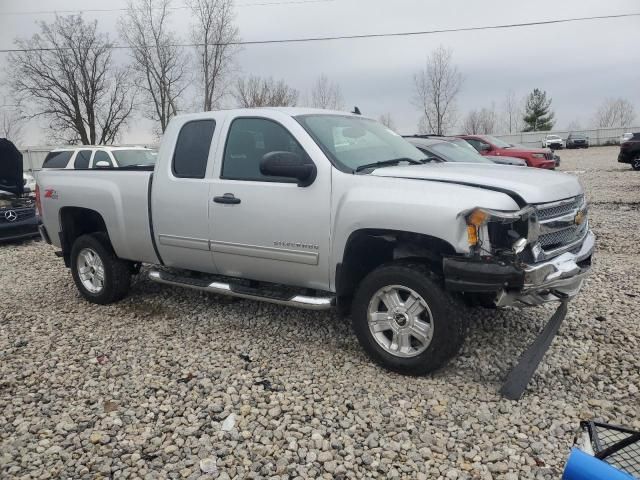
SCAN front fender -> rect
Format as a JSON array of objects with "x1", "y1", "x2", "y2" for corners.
[{"x1": 329, "y1": 171, "x2": 520, "y2": 290}]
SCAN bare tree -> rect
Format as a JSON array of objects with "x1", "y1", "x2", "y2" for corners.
[
  {"x1": 0, "y1": 108, "x2": 25, "y2": 144},
  {"x1": 462, "y1": 106, "x2": 496, "y2": 134},
  {"x1": 378, "y1": 112, "x2": 396, "y2": 130},
  {"x1": 310, "y1": 74, "x2": 343, "y2": 110},
  {"x1": 120, "y1": 0, "x2": 190, "y2": 134},
  {"x1": 234, "y1": 76, "x2": 298, "y2": 107},
  {"x1": 187, "y1": 0, "x2": 240, "y2": 111},
  {"x1": 412, "y1": 45, "x2": 463, "y2": 135},
  {"x1": 593, "y1": 98, "x2": 636, "y2": 128},
  {"x1": 7, "y1": 15, "x2": 134, "y2": 144},
  {"x1": 462, "y1": 110, "x2": 482, "y2": 135},
  {"x1": 462, "y1": 106, "x2": 498, "y2": 135},
  {"x1": 501, "y1": 90, "x2": 520, "y2": 134}
]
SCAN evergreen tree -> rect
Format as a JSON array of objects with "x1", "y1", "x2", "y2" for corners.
[{"x1": 522, "y1": 88, "x2": 555, "y2": 131}]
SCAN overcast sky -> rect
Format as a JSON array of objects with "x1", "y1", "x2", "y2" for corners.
[{"x1": 1, "y1": 0, "x2": 639, "y2": 145}]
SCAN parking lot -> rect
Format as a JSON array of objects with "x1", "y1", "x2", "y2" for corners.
[{"x1": 0, "y1": 146, "x2": 638, "y2": 479}]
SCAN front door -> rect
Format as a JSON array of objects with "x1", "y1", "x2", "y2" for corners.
[{"x1": 209, "y1": 115, "x2": 331, "y2": 290}]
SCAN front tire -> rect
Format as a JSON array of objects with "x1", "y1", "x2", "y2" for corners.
[
  {"x1": 632, "y1": 157, "x2": 640, "y2": 171},
  {"x1": 70, "y1": 233, "x2": 131, "y2": 304},
  {"x1": 351, "y1": 262, "x2": 466, "y2": 375}
]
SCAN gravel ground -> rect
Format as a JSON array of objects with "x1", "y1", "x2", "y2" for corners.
[{"x1": 1, "y1": 146, "x2": 638, "y2": 479}]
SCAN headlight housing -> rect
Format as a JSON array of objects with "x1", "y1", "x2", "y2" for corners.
[
  {"x1": 463, "y1": 207, "x2": 538, "y2": 256},
  {"x1": 532, "y1": 153, "x2": 545, "y2": 158}
]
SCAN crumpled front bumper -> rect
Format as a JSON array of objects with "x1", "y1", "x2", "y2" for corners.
[{"x1": 443, "y1": 230, "x2": 595, "y2": 306}]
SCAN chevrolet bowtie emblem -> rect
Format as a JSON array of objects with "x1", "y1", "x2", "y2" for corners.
[{"x1": 574, "y1": 210, "x2": 586, "y2": 225}]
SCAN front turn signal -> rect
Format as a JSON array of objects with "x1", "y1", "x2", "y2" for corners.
[{"x1": 467, "y1": 224, "x2": 478, "y2": 245}]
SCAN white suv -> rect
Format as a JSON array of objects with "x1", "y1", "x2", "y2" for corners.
[
  {"x1": 541, "y1": 135, "x2": 564, "y2": 149},
  {"x1": 41, "y1": 146, "x2": 157, "y2": 170}
]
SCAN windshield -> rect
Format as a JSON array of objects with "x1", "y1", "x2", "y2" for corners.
[
  {"x1": 547, "y1": 135, "x2": 561, "y2": 140},
  {"x1": 111, "y1": 149, "x2": 157, "y2": 167},
  {"x1": 296, "y1": 114, "x2": 425, "y2": 171},
  {"x1": 429, "y1": 142, "x2": 494, "y2": 163},
  {"x1": 483, "y1": 135, "x2": 512, "y2": 148},
  {"x1": 450, "y1": 138, "x2": 480, "y2": 153}
]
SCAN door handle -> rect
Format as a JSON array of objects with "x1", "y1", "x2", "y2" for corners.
[{"x1": 213, "y1": 193, "x2": 241, "y2": 205}]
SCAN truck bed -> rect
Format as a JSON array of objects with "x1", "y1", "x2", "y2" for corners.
[{"x1": 37, "y1": 169, "x2": 159, "y2": 264}]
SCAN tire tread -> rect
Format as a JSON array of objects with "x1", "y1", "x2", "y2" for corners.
[
  {"x1": 351, "y1": 260, "x2": 468, "y2": 375},
  {"x1": 70, "y1": 233, "x2": 131, "y2": 304}
]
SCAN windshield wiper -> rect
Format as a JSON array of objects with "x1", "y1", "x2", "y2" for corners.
[{"x1": 354, "y1": 157, "x2": 423, "y2": 173}]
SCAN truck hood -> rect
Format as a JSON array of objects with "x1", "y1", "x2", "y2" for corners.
[
  {"x1": 0, "y1": 138, "x2": 24, "y2": 196},
  {"x1": 369, "y1": 163, "x2": 582, "y2": 205}
]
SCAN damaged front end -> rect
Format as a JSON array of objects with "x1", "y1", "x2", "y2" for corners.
[{"x1": 444, "y1": 196, "x2": 594, "y2": 307}]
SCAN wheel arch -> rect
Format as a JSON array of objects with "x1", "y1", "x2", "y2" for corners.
[
  {"x1": 58, "y1": 207, "x2": 110, "y2": 267},
  {"x1": 335, "y1": 229, "x2": 456, "y2": 301}
]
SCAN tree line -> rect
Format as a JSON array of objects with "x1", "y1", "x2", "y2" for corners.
[
  {"x1": 2, "y1": 0, "x2": 343, "y2": 144},
  {"x1": 1, "y1": 4, "x2": 637, "y2": 144},
  {"x1": 414, "y1": 46, "x2": 636, "y2": 135}
]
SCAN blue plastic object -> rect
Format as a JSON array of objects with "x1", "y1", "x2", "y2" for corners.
[{"x1": 562, "y1": 448, "x2": 637, "y2": 480}]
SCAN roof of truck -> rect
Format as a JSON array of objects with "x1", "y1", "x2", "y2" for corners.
[
  {"x1": 174, "y1": 107, "x2": 368, "y2": 122},
  {"x1": 48, "y1": 145, "x2": 154, "y2": 152}
]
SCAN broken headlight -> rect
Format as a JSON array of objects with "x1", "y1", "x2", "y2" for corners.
[{"x1": 464, "y1": 206, "x2": 538, "y2": 256}]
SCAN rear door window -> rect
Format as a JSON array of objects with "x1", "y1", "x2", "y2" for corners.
[
  {"x1": 42, "y1": 151, "x2": 72, "y2": 168},
  {"x1": 173, "y1": 120, "x2": 216, "y2": 178},
  {"x1": 73, "y1": 150, "x2": 92, "y2": 169}
]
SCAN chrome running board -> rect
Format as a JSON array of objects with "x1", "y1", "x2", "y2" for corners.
[{"x1": 148, "y1": 270, "x2": 334, "y2": 311}]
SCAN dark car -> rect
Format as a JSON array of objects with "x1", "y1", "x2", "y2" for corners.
[
  {"x1": 406, "y1": 135, "x2": 527, "y2": 166},
  {"x1": 405, "y1": 137, "x2": 509, "y2": 165},
  {"x1": 566, "y1": 133, "x2": 589, "y2": 149},
  {"x1": 618, "y1": 132, "x2": 640, "y2": 170},
  {"x1": 0, "y1": 138, "x2": 40, "y2": 242}
]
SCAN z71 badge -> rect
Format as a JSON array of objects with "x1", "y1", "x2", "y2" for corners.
[{"x1": 44, "y1": 189, "x2": 59, "y2": 199}]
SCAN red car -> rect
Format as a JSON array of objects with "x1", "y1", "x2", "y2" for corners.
[{"x1": 458, "y1": 134, "x2": 557, "y2": 169}]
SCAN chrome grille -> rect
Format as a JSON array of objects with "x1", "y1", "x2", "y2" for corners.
[
  {"x1": 533, "y1": 195, "x2": 588, "y2": 258},
  {"x1": 536, "y1": 195, "x2": 584, "y2": 220},
  {"x1": 539, "y1": 222, "x2": 588, "y2": 249}
]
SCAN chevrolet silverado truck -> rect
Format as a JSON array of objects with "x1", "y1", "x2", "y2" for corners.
[{"x1": 37, "y1": 108, "x2": 594, "y2": 376}]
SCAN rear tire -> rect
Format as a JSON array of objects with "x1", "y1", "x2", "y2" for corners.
[
  {"x1": 632, "y1": 157, "x2": 640, "y2": 171},
  {"x1": 351, "y1": 261, "x2": 466, "y2": 375},
  {"x1": 70, "y1": 233, "x2": 131, "y2": 304}
]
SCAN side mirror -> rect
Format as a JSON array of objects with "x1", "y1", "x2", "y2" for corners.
[
  {"x1": 260, "y1": 151, "x2": 317, "y2": 187},
  {"x1": 95, "y1": 161, "x2": 111, "y2": 168}
]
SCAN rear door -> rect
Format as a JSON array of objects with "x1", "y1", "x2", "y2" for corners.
[
  {"x1": 208, "y1": 113, "x2": 331, "y2": 290},
  {"x1": 151, "y1": 117, "x2": 220, "y2": 273}
]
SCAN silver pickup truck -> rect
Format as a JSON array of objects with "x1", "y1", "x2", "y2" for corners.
[{"x1": 37, "y1": 108, "x2": 594, "y2": 376}]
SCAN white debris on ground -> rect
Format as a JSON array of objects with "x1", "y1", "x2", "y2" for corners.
[{"x1": 0, "y1": 146, "x2": 638, "y2": 479}]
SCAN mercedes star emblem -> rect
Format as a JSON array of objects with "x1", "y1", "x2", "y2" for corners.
[{"x1": 4, "y1": 210, "x2": 18, "y2": 222}]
